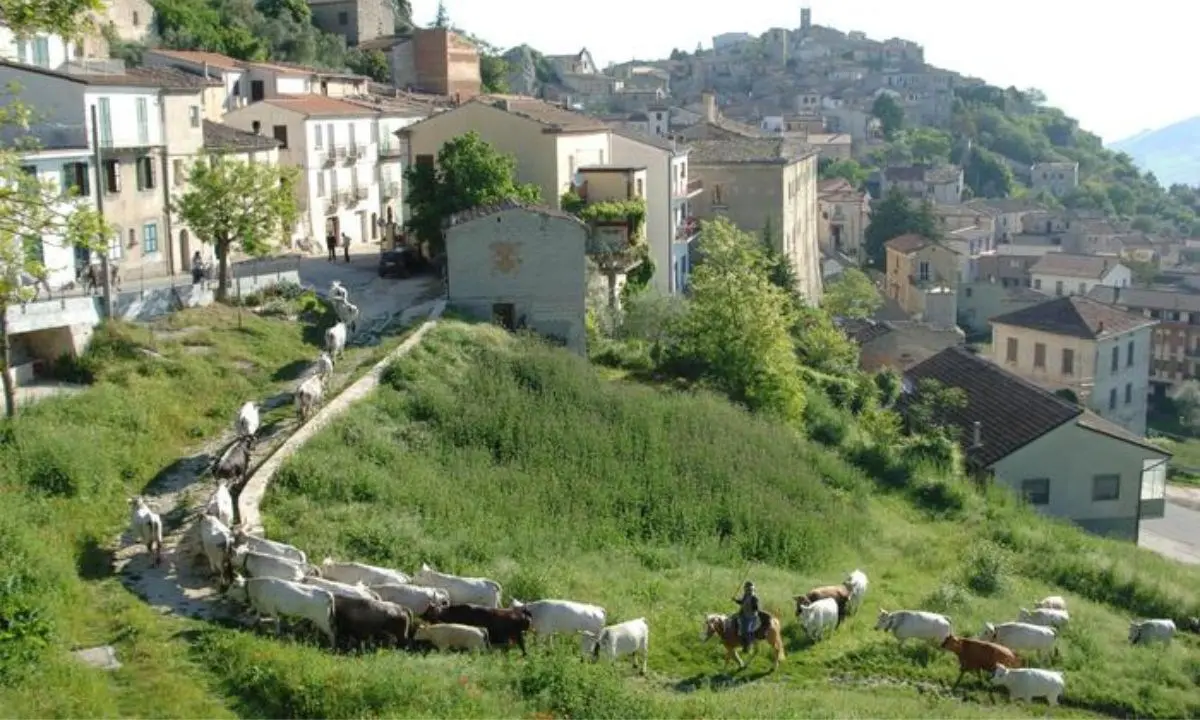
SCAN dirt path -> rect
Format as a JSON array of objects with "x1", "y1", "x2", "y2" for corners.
[{"x1": 112, "y1": 288, "x2": 443, "y2": 621}]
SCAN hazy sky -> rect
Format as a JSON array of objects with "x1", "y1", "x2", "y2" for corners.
[{"x1": 418, "y1": 0, "x2": 1193, "y2": 144}]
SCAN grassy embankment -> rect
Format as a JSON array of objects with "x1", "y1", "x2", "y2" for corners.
[
  {"x1": 177, "y1": 321, "x2": 1200, "y2": 719},
  {"x1": 0, "y1": 289, "x2": 414, "y2": 718}
]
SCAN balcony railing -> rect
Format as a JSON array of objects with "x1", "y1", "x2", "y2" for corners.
[
  {"x1": 383, "y1": 181, "x2": 401, "y2": 197},
  {"x1": 326, "y1": 194, "x2": 340, "y2": 213},
  {"x1": 675, "y1": 216, "x2": 700, "y2": 241},
  {"x1": 321, "y1": 149, "x2": 337, "y2": 167},
  {"x1": 340, "y1": 189, "x2": 357, "y2": 206},
  {"x1": 685, "y1": 178, "x2": 703, "y2": 196},
  {"x1": 346, "y1": 144, "x2": 367, "y2": 162},
  {"x1": 353, "y1": 186, "x2": 369, "y2": 201},
  {"x1": 378, "y1": 143, "x2": 404, "y2": 159}
]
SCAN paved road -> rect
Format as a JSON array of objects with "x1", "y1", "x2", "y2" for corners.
[{"x1": 1139, "y1": 487, "x2": 1200, "y2": 565}]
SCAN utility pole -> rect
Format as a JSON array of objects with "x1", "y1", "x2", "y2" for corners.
[{"x1": 89, "y1": 104, "x2": 114, "y2": 319}]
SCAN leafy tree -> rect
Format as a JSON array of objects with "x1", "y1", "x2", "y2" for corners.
[
  {"x1": 963, "y1": 146, "x2": 1014, "y2": 198},
  {"x1": 255, "y1": 0, "x2": 309, "y2": 23},
  {"x1": 1125, "y1": 259, "x2": 1158, "y2": 286},
  {"x1": 346, "y1": 48, "x2": 389, "y2": 82},
  {"x1": 906, "y1": 378, "x2": 967, "y2": 437},
  {"x1": 905, "y1": 127, "x2": 953, "y2": 164},
  {"x1": 818, "y1": 157, "x2": 869, "y2": 188},
  {"x1": 760, "y1": 216, "x2": 799, "y2": 300},
  {"x1": 667, "y1": 218, "x2": 807, "y2": 422},
  {"x1": 823, "y1": 268, "x2": 882, "y2": 319},
  {"x1": 432, "y1": 0, "x2": 448, "y2": 27},
  {"x1": 173, "y1": 156, "x2": 299, "y2": 303},
  {"x1": 0, "y1": 0, "x2": 112, "y2": 417},
  {"x1": 793, "y1": 304, "x2": 859, "y2": 376},
  {"x1": 479, "y1": 53, "x2": 509, "y2": 93},
  {"x1": 863, "y1": 189, "x2": 939, "y2": 268},
  {"x1": 1173, "y1": 380, "x2": 1200, "y2": 431},
  {"x1": 404, "y1": 132, "x2": 540, "y2": 255},
  {"x1": 871, "y1": 94, "x2": 904, "y2": 139}
]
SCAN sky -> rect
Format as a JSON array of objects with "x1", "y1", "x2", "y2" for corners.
[{"x1": 416, "y1": 0, "x2": 1195, "y2": 144}]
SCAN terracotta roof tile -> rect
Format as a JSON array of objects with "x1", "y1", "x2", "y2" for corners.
[
  {"x1": 1030, "y1": 253, "x2": 1122, "y2": 279},
  {"x1": 145, "y1": 49, "x2": 242, "y2": 72},
  {"x1": 1088, "y1": 286, "x2": 1200, "y2": 313},
  {"x1": 885, "y1": 233, "x2": 930, "y2": 253},
  {"x1": 903, "y1": 346, "x2": 1082, "y2": 468},
  {"x1": 0, "y1": 60, "x2": 217, "y2": 89},
  {"x1": 260, "y1": 96, "x2": 378, "y2": 118},
  {"x1": 202, "y1": 120, "x2": 281, "y2": 153},
  {"x1": 689, "y1": 138, "x2": 816, "y2": 165},
  {"x1": 444, "y1": 199, "x2": 582, "y2": 228},
  {"x1": 990, "y1": 295, "x2": 1156, "y2": 339},
  {"x1": 475, "y1": 95, "x2": 609, "y2": 133}
]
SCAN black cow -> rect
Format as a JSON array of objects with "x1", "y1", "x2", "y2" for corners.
[
  {"x1": 422, "y1": 603, "x2": 532, "y2": 656},
  {"x1": 333, "y1": 596, "x2": 413, "y2": 651}
]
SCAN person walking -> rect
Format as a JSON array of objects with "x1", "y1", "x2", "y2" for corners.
[
  {"x1": 341, "y1": 232, "x2": 351, "y2": 263},
  {"x1": 191, "y1": 251, "x2": 204, "y2": 285},
  {"x1": 325, "y1": 231, "x2": 337, "y2": 262}
]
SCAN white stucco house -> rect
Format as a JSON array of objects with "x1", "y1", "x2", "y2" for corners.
[
  {"x1": 904, "y1": 346, "x2": 1169, "y2": 541},
  {"x1": 444, "y1": 200, "x2": 589, "y2": 355},
  {"x1": 1030, "y1": 253, "x2": 1130, "y2": 297},
  {"x1": 608, "y1": 126, "x2": 701, "y2": 295}
]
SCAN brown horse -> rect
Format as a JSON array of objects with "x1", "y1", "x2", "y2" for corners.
[{"x1": 702, "y1": 611, "x2": 785, "y2": 671}]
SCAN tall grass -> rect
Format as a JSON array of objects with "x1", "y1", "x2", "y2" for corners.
[{"x1": 253, "y1": 322, "x2": 1200, "y2": 719}]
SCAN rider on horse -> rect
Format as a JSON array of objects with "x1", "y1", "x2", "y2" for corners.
[{"x1": 732, "y1": 580, "x2": 760, "y2": 653}]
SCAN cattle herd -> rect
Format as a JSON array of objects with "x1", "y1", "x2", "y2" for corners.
[{"x1": 120, "y1": 280, "x2": 1191, "y2": 706}]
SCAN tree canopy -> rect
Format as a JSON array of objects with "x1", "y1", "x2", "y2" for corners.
[
  {"x1": 863, "y1": 189, "x2": 940, "y2": 268},
  {"x1": 818, "y1": 157, "x2": 869, "y2": 188},
  {"x1": 173, "y1": 156, "x2": 299, "y2": 302},
  {"x1": 871, "y1": 94, "x2": 904, "y2": 139},
  {"x1": 404, "y1": 132, "x2": 540, "y2": 255},
  {"x1": 822, "y1": 268, "x2": 882, "y2": 319}
]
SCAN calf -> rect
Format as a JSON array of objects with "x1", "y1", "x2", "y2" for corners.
[
  {"x1": 198, "y1": 514, "x2": 235, "y2": 587},
  {"x1": 992, "y1": 665, "x2": 1064, "y2": 705},
  {"x1": 423, "y1": 603, "x2": 532, "y2": 656},
  {"x1": 796, "y1": 584, "x2": 851, "y2": 622},
  {"x1": 981, "y1": 621, "x2": 1057, "y2": 656},
  {"x1": 233, "y1": 547, "x2": 307, "y2": 582},
  {"x1": 226, "y1": 576, "x2": 336, "y2": 647},
  {"x1": 232, "y1": 530, "x2": 307, "y2": 566},
  {"x1": 412, "y1": 623, "x2": 488, "y2": 652},
  {"x1": 370, "y1": 583, "x2": 450, "y2": 615},
  {"x1": 324, "y1": 322, "x2": 347, "y2": 361},
  {"x1": 1129, "y1": 618, "x2": 1176, "y2": 646},
  {"x1": 212, "y1": 437, "x2": 252, "y2": 492},
  {"x1": 333, "y1": 596, "x2": 413, "y2": 650},
  {"x1": 204, "y1": 479, "x2": 234, "y2": 528},
  {"x1": 800, "y1": 597, "x2": 840, "y2": 641},
  {"x1": 581, "y1": 617, "x2": 649, "y2": 674},
  {"x1": 412, "y1": 563, "x2": 502, "y2": 607},
  {"x1": 942, "y1": 634, "x2": 1022, "y2": 690},
  {"x1": 844, "y1": 569, "x2": 869, "y2": 615},
  {"x1": 295, "y1": 375, "x2": 324, "y2": 422},
  {"x1": 128, "y1": 496, "x2": 163, "y2": 566},
  {"x1": 319, "y1": 558, "x2": 409, "y2": 587},
  {"x1": 510, "y1": 598, "x2": 606, "y2": 639}
]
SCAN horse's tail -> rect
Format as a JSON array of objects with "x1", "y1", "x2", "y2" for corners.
[{"x1": 769, "y1": 616, "x2": 786, "y2": 663}]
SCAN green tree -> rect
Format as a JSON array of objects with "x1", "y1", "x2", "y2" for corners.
[
  {"x1": 668, "y1": 218, "x2": 807, "y2": 422},
  {"x1": 863, "y1": 189, "x2": 940, "y2": 268},
  {"x1": 404, "y1": 132, "x2": 540, "y2": 255},
  {"x1": 479, "y1": 53, "x2": 509, "y2": 93},
  {"x1": 1126, "y1": 259, "x2": 1158, "y2": 286},
  {"x1": 255, "y1": 0, "x2": 309, "y2": 23},
  {"x1": 906, "y1": 378, "x2": 967, "y2": 437},
  {"x1": 822, "y1": 268, "x2": 882, "y2": 319},
  {"x1": 432, "y1": 0, "x2": 448, "y2": 27},
  {"x1": 0, "y1": 0, "x2": 113, "y2": 416},
  {"x1": 173, "y1": 156, "x2": 299, "y2": 303},
  {"x1": 1173, "y1": 380, "x2": 1200, "y2": 431},
  {"x1": 905, "y1": 127, "x2": 953, "y2": 164},
  {"x1": 760, "y1": 216, "x2": 798, "y2": 297},
  {"x1": 871, "y1": 94, "x2": 904, "y2": 139},
  {"x1": 793, "y1": 304, "x2": 860, "y2": 375},
  {"x1": 818, "y1": 157, "x2": 869, "y2": 188},
  {"x1": 346, "y1": 48, "x2": 389, "y2": 82},
  {"x1": 963, "y1": 146, "x2": 1014, "y2": 198}
]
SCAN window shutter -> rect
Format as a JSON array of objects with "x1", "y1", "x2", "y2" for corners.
[
  {"x1": 148, "y1": 158, "x2": 156, "y2": 189},
  {"x1": 113, "y1": 161, "x2": 122, "y2": 193},
  {"x1": 136, "y1": 160, "x2": 145, "y2": 190},
  {"x1": 61, "y1": 164, "x2": 71, "y2": 194},
  {"x1": 79, "y1": 164, "x2": 90, "y2": 195}
]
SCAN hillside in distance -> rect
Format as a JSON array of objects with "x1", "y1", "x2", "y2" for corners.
[{"x1": 1110, "y1": 116, "x2": 1200, "y2": 187}]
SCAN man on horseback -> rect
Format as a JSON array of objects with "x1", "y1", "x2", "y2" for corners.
[{"x1": 731, "y1": 580, "x2": 760, "y2": 653}]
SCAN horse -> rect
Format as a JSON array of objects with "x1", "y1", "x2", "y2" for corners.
[{"x1": 702, "y1": 611, "x2": 785, "y2": 671}]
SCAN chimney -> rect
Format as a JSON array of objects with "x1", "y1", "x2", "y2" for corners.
[
  {"x1": 202, "y1": 61, "x2": 210, "y2": 80},
  {"x1": 701, "y1": 91, "x2": 717, "y2": 122},
  {"x1": 972, "y1": 421, "x2": 982, "y2": 448}
]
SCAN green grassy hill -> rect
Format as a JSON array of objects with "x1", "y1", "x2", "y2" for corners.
[
  {"x1": 230, "y1": 321, "x2": 1195, "y2": 719},
  {"x1": 2, "y1": 315, "x2": 1198, "y2": 718}
]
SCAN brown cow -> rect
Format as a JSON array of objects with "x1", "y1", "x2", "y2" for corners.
[
  {"x1": 422, "y1": 603, "x2": 532, "y2": 656},
  {"x1": 794, "y1": 585, "x2": 851, "y2": 623},
  {"x1": 333, "y1": 596, "x2": 413, "y2": 650}
]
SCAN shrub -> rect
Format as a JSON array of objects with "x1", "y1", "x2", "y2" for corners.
[
  {"x1": 962, "y1": 541, "x2": 1009, "y2": 596},
  {"x1": 923, "y1": 582, "x2": 970, "y2": 612},
  {"x1": 0, "y1": 574, "x2": 54, "y2": 684}
]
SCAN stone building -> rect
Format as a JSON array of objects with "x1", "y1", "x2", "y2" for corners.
[
  {"x1": 306, "y1": 0, "x2": 395, "y2": 47},
  {"x1": 361, "y1": 28, "x2": 480, "y2": 99}
]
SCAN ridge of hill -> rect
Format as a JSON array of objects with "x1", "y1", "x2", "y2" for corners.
[{"x1": 1110, "y1": 117, "x2": 1200, "y2": 188}]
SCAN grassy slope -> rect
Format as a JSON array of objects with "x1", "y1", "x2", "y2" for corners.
[
  {"x1": 0, "y1": 302, "x2": 407, "y2": 717},
  {"x1": 214, "y1": 321, "x2": 1200, "y2": 719}
]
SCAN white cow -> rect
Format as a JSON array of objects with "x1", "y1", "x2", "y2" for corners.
[
  {"x1": 413, "y1": 623, "x2": 489, "y2": 652},
  {"x1": 128, "y1": 496, "x2": 163, "y2": 566},
  {"x1": 226, "y1": 576, "x2": 336, "y2": 647},
  {"x1": 316, "y1": 352, "x2": 334, "y2": 381},
  {"x1": 334, "y1": 300, "x2": 360, "y2": 333},
  {"x1": 1018, "y1": 607, "x2": 1069, "y2": 629},
  {"x1": 204, "y1": 479, "x2": 234, "y2": 528},
  {"x1": 981, "y1": 622, "x2": 1057, "y2": 654},
  {"x1": 1035, "y1": 595, "x2": 1067, "y2": 611},
  {"x1": 304, "y1": 576, "x2": 380, "y2": 601},
  {"x1": 510, "y1": 598, "x2": 607, "y2": 638},
  {"x1": 1129, "y1": 619, "x2": 1176, "y2": 646},
  {"x1": 235, "y1": 401, "x2": 260, "y2": 442},
  {"x1": 875, "y1": 609, "x2": 953, "y2": 646},
  {"x1": 800, "y1": 597, "x2": 840, "y2": 641},
  {"x1": 412, "y1": 563, "x2": 502, "y2": 607},
  {"x1": 581, "y1": 618, "x2": 649, "y2": 674},
  {"x1": 233, "y1": 547, "x2": 307, "y2": 582},
  {"x1": 370, "y1": 583, "x2": 450, "y2": 614},
  {"x1": 991, "y1": 665, "x2": 1065, "y2": 705},
  {"x1": 295, "y1": 375, "x2": 324, "y2": 422},
  {"x1": 198, "y1": 514, "x2": 234, "y2": 585},
  {"x1": 232, "y1": 530, "x2": 308, "y2": 566},
  {"x1": 844, "y1": 569, "x2": 869, "y2": 615},
  {"x1": 324, "y1": 322, "x2": 347, "y2": 360},
  {"x1": 319, "y1": 559, "x2": 410, "y2": 587}
]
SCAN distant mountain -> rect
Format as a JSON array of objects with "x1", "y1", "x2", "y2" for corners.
[{"x1": 1110, "y1": 117, "x2": 1200, "y2": 187}]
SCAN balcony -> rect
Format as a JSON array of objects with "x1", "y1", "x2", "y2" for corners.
[
  {"x1": 345, "y1": 144, "x2": 367, "y2": 163},
  {"x1": 378, "y1": 143, "x2": 404, "y2": 159},
  {"x1": 383, "y1": 181, "x2": 401, "y2": 198},
  {"x1": 353, "y1": 186, "x2": 369, "y2": 201},
  {"x1": 675, "y1": 216, "x2": 699, "y2": 241},
  {"x1": 675, "y1": 177, "x2": 703, "y2": 199},
  {"x1": 325, "y1": 195, "x2": 340, "y2": 213},
  {"x1": 341, "y1": 189, "x2": 357, "y2": 206},
  {"x1": 321, "y1": 149, "x2": 337, "y2": 167}
]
